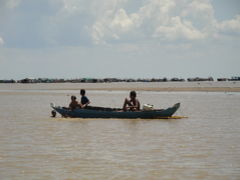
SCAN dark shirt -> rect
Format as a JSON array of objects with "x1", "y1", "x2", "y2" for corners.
[{"x1": 81, "y1": 96, "x2": 89, "y2": 105}]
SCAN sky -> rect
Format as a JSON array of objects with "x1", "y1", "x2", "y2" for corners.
[{"x1": 0, "y1": 0, "x2": 240, "y2": 79}]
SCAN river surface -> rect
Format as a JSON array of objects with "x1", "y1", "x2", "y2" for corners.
[{"x1": 0, "y1": 83, "x2": 239, "y2": 179}]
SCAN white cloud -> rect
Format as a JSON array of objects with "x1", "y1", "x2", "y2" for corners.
[
  {"x1": 0, "y1": 0, "x2": 21, "y2": 20},
  {"x1": 89, "y1": 0, "x2": 131, "y2": 44},
  {"x1": 181, "y1": 0, "x2": 214, "y2": 19},
  {"x1": 139, "y1": 0, "x2": 176, "y2": 19},
  {"x1": 91, "y1": 0, "x2": 209, "y2": 43},
  {"x1": 91, "y1": 22, "x2": 106, "y2": 44},
  {"x1": 58, "y1": 0, "x2": 91, "y2": 15},
  {"x1": 110, "y1": 9, "x2": 134, "y2": 32},
  {"x1": 91, "y1": 13, "x2": 134, "y2": 44},
  {"x1": 154, "y1": 16, "x2": 206, "y2": 40},
  {"x1": 0, "y1": 0, "x2": 21, "y2": 9},
  {"x1": 6, "y1": 0, "x2": 21, "y2": 8},
  {"x1": 217, "y1": 15, "x2": 240, "y2": 34},
  {"x1": 1, "y1": 0, "x2": 240, "y2": 47},
  {"x1": 181, "y1": 0, "x2": 216, "y2": 29},
  {"x1": 0, "y1": 37, "x2": 4, "y2": 46}
]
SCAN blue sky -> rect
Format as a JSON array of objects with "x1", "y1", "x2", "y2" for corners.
[{"x1": 0, "y1": 0, "x2": 239, "y2": 79}]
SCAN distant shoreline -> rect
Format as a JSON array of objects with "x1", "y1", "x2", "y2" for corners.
[
  {"x1": 0, "y1": 82, "x2": 240, "y2": 93},
  {"x1": 78, "y1": 87, "x2": 240, "y2": 92},
  {"x1": 1, "y1": 76, "x2": 240, "y2": 84}
]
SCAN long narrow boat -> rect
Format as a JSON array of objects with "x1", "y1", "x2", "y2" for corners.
[{"x1": 50, "y1": 103, "x2": 180, "y2": 119}]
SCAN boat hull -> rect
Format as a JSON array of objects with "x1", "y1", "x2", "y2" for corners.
[{"x1": 51, "y1": 103, "x2": 180, "y2": 119}]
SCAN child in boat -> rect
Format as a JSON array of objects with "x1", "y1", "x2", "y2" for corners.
[
  {"x1": 69, "y1": 95, "x2": 80, "y2": 110},
  {"x1": 123, "y1": 91, "x2": 140, "y2": 111},
  {"x1": 80, "y1": 89, "x2": 90, "y2": 108}
]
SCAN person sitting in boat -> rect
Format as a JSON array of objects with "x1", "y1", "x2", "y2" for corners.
[
  {"x1": 123, "y1": 91, "x2": 140, "y2": 111},
  {"x1": 80, "y1": 89, "x2": 90, "y2": 108},
  {"x1": 69, "y1": 95, "x2": 80, "y2": 110}
]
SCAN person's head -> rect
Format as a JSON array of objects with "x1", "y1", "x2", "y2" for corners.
[
  {"x1": 71, "y1": 95, "x2": 77, "y2": 101},
  {"x1": 80, "y1": 89, "x2": 86, "y2": 96},
  {"x1": 129, "y1": 91, "x2": 137, "y2": 99}
]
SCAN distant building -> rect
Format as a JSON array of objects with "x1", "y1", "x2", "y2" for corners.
[
  {"x1": 170, "y1": 78, "x2": 185, "y2": 82},
  {"x1": 228, "y1": 77, "x2": 240, "y2": 81},
  {"x1": 187, "y1": 77, "x2": 214, "y2": 82},
  {"x1": 217, "y1": 78, "x2": 227, "y2": 81},
  {"x1": 0, "y1": 79, "x2": 16, "y2": 83},
  {"x1": 19, "y1": 78, "x2": 35, "y2": 83}
]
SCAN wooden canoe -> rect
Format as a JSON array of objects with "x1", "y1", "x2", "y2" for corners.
[{"x1": 50, "y1": 103, "x2": 180, "y2": 119}]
